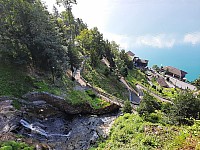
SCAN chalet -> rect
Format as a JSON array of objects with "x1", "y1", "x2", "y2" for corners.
[
  {"x1": 133, "y1": 57, "x2": 149, "y2": 69},
  {"x1": 157, "y1": 77, "x2": 169, "y2": 88},
  {"x1": 126, "y1": 51, "x2": 135, "y2": 59},
  {"x1": 163, "y1": 66, "x2": 187, "y2": 79}
]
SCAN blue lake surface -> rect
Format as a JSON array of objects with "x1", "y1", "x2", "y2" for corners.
[{"x1": 133, "y1": 45, "x2": 200, "y2": 81}]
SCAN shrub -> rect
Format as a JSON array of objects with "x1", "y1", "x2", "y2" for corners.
[
  {"x1": 122, "y1": 100, "x2": 132, "y2": 113},
  {"x1": 137, "y1": 92, "x2": 161, "y2": 115},
  {"x1": 170, "y1": 91, "x2": 200, "y2": 125},
  {"x1": 86, "y1": 89, "x2": 96, "y2": 99}
]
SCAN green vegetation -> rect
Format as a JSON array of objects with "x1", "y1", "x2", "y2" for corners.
[
  {"x1": 92, "y1": 114, "x2": 200, "y2": 150},
  {"x1": 170, "y1": 91, "x2": 200, "y2": 125},
  {"x1": 126, "y1": 68, "x2": 149, "y2": 90},
  {"x1": 67, "y1": 90, "x2": 110, "y2": 109},
  {"x1": 192, "y1": 76, "x2": 200, "y2": 89},
  {"x1": 0, "y1": 141, "x2": 34, "y2": 150},
  {"x1": 149, "y1": 77, "x2": 179, "y2": 100},
  {"x1": 0, "y1": 63, "x2": 32, "y2": 97},
  {"x1": 92, "y1": 90, "x2": 200, "y2": 149},
  {"x1": 1, "y1": 1, "x2": 200, "y2": 149},
  {"x1": 121, "y1": 100, "x2": 132, "y2": 113},
  {"x1": 82, "y1": 61, "x2": 129, "y2": 100}
]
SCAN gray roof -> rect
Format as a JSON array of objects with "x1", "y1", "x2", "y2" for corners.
[
  {"x1": 126, "y1": 51, "x2": 135, "y2": 57},
  {"x1": 163, "y1": 66, "x2": 187, "y2": 77}
]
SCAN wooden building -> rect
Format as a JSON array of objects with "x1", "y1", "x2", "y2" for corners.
[
  {"x1": 163, "y1": 66, "x2": 187, "y2": 79},
  {"x1": 133, "y1": 57, "x2": 149, "y2": 69}
]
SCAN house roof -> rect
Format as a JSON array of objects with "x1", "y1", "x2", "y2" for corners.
[
  {"x1": 157, "y1": 77, "x2": 168, "y2": 88},
  {"x1": 163, "y1": 66, "x2": 187, "y2": 77},
  {"x1": 126, "y1": 51, "x2": 135, "y2": 57},
  {"x1": 140, "y1": 59, "x2": 148, "y2": 64}
]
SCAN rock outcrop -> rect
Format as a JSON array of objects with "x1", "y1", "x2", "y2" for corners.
[
  {"x1": 0, "y1": 93, "x2": 119, "y2": 150},
  {"x1": 23, "y1": 91, "x2": 120, "y2": 115}
]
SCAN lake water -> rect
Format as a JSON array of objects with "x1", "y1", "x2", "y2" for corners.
[{"x1": 133, "y1": 45, "x2": 200, "y2": 81}]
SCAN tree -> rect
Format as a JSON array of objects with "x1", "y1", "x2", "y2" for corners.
[
  {"x1": 120, "y1": 67, "x2": 128, "y2": 77},
  {"x1": 152, "y1": 65, "x2": 160, "y2": 72},
  {"x1": 137, "y1": 92, "x2": 161, "y2": 115},
  {"x1": 122, "y1": 100, "x2": 132, "y2": 113},
  {"x1": 0, "y1": 0, "x2": 67, "y2": 73},
  {"x1": 192, "y1": 76, "x2": 200, "y2": 89},
  {"x1": 170, "y1": 91, "x2": 200, "y2": 125}
]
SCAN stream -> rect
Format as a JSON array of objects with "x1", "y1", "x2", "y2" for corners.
[
  {"x1": 0, "y1": 95, "x2": 120, "y2": 150},
  {"x1": 16, "y1": 101, "x2": 119, "y2": 150}
]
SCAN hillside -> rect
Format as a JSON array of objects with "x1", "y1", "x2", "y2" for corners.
[
  {"x1": 92, "y1": 114, "x2": 200, "y2": 150},
  {"x1": 0, "y1": 0, "x2": 200, "y2": 149}
]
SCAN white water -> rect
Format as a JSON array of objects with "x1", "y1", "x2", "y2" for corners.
[{"x1": 20, "y1": 119, "x2": 71, "y2": 138}]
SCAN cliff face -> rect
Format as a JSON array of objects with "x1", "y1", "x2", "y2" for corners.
[
  {"x1": 0, "y1": 93, "x2": 120, "y2": 150},
  {"x1": 23, "y1": 91, "x2": 120, "y2": 115}
]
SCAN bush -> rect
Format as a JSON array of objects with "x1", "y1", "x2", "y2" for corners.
[
  {"x1": 122, "y1": 100, "x2": 132, "y2": 113},
  {"x1": 137, "y1": 92, "x2": 161, "y2": 115},
  {"x1": 86, "y1": 89, "x2": 96, "y2": 99},
  {"x1": 0, "y1": 141, "x2": 34, "y2": 150},
  {"x1": 170, "y1": 91, "x2": 200, "y2": 125},
  {"x1": 152, "y1": 85, "x2": 156, "y2": 89}
]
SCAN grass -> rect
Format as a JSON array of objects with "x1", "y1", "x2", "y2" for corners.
[
  {"x1": 92, "y1": 113, "x2": 200, "y2": 150},
  {"x1": 148, "y1": 79, "x2": 180, "y2": 100},
  {"x1": 67, "y1": 90, "x2": 110, "y2": 109},
  {"x1": 126, "y1": 68, "x2": 149, "y2": 91},
  {"x1": 82, "y1": 61, "x2": 129, "y2": 101},
  {"x1": 0, "y1": 63, "x2": 33, "y2": 97},
  {"x1": 0, "y1": 62, "x2": 110, "y2": 109},
  {"x1": 0, "y1": 141, "x2": 34, "y2": 150}
]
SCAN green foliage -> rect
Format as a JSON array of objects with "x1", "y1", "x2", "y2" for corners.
[
  {"x1": 122, "y1": 100, "x2": 132, "y2": 113},
  {"x1": 0, "y1": 0, "x2": 67, "y2": 72},
  {"x1": 152, "y1": 64, "x2": 160, "y2": 72},
  {"x1": 86, "y1": 89, "x2": 96, "y2": 99},
  {"x1": 0, "y1": 141, "x2": 34, "y2": 150},
  {"x1": 126, "y1": 68, "x2": 149, "y2": 90},
  {"x1": 192, "y1": 76, "x2": 200, "y2": 89},
  {"x1": 120, "y1": 67, "x2": 128, "y2": 77},
  {"x1": 68, "y1": 90, "x2": 110, "y2": 109},
  {"x1": 94, "y1": 114, "x2": 200, "y2": 150},
  {"x1": 0, "y1": 63, "x2": 32, "y2": 97},
  {"x1": 137, "y1": 92, "x2": 161, "y2": 115},
  {"x1": 82, "y1": 61, "x2": 129, "y2": 100},
  {"x1": 170, "y1": 91, "x2": 200, "y2": 125},
  {"x1": 12, "y1": 100, "x2": 21, "y2": 110}
]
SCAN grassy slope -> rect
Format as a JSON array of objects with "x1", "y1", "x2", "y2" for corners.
[
  {"x1": 0, "y1": 63, "x2": 33, "y2": 97},
  {"x1": 92, "y1": 114, "x2": 200, "y2": 150},
  {"x1": 126, "y1": 69, "x2": 179, "y2": 100},
  {"x1": 82, "y1": 61, "x2": 129, "y2": 101},
  {"x1": 0, "y1": 63, "x2": 109, "y2": 109},
  {"x1": 126, "y1": 68, "x2": 149, "y2": 90}
]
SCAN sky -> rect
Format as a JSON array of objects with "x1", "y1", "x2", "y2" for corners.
[{"x1": 43, "y1": 0, "x2": 200, "y2": 80}]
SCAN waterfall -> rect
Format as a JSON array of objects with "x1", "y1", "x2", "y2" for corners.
[
  {"x1": 20, "y1": 119, "x2": 48, "y2": 137},
  {"x1": 20, "y1": 119, "x2": 71, "y2": 138}
]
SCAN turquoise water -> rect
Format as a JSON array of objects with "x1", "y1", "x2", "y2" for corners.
[{"x1": 133, "y1": 45, "x2": 200, "y2": 81}]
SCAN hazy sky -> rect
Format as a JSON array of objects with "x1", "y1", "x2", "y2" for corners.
[
  {"x1": 43, "y1": 0, "x2": 200, "y2": 50},
  {"x1": 43, "y1": 0, "x2": 200, "y2": 80}
]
